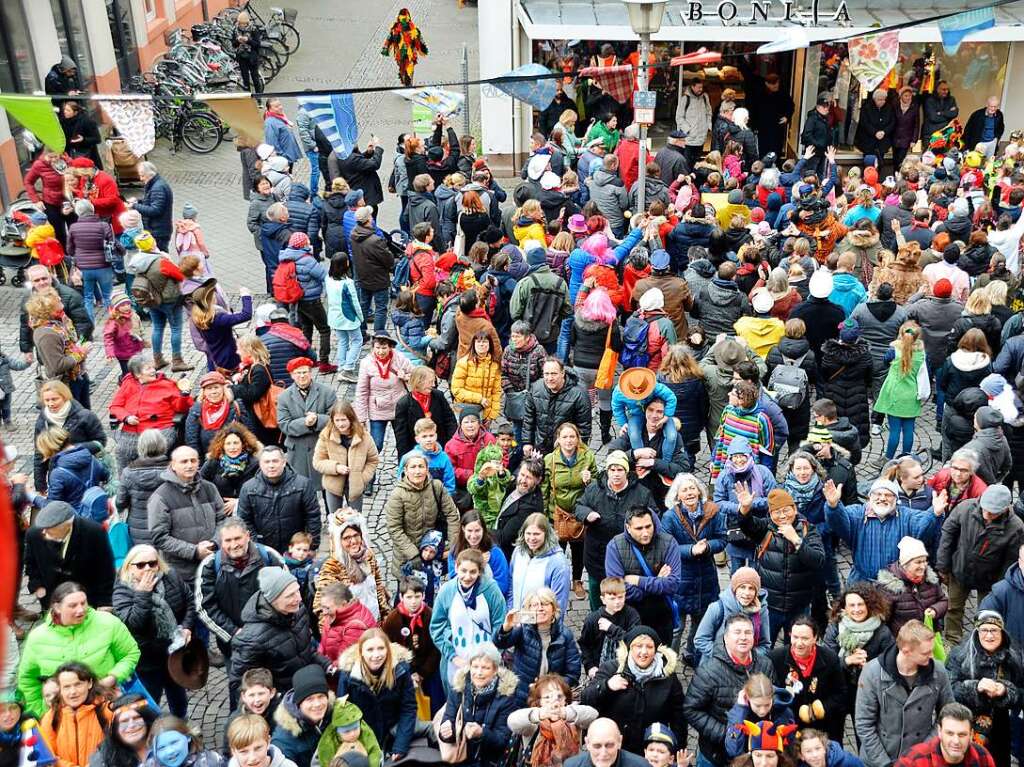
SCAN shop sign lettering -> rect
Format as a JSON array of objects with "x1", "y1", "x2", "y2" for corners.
[{"x1": 683, "y1": 0, "x2": 851, "y2": 25}]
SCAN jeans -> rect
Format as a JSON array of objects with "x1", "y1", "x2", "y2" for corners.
[
  {"x1": 137, "y1": 666, "x2": 188, "y2": 718},
  {"x1": 150, "y1": 302, "x2": 183, "y2": 357},
  {"x1": 0, "y1": 396, "x2": 10, "y2": 423},
  {"x1": 415, "y1": 294, "x2": 436, "y2": 323},
  {"x1": 335, "y1": 327, "x2": 362, "y2": 371},
  {"x1": 886, "y1": 415, "x2": 916, "y2": 458},
  {"x1": 556, "y1": 318, "x2": 573, "y2": 361},
  {"x1": 626, "y1": 411, "x2": 678, "y2": 455},
  {"x1": 358, "y1": 286, "x2": 390, "y2": 334},
  {"x1": 81, "y1": 267, "x2": 114, "y2": 322},
  {"x1": 69, "y1": 375, "x2": 91, "y2": 410},
  {"x1": 370, "y1": 420, "x2": 388, "y2": 451},
  {"x1": 306, "y1": 150, "x2": 321, "y2": 193}
]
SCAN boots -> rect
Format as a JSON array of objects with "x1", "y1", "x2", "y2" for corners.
[
  {"x1": 171, "y1": 356, "x2": 194, "y2": 372},
  {"x1": 153, "y1": 353, "x2": 169, "y2": 370},
  {"x1": 599, "y1": 410, "x2": 613, "y2": 444}
]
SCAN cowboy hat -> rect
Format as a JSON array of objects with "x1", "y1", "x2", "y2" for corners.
[
  {"x1": 167, "y1": 637, "x2": 210, "y2": 690},
  {"x1": 618, "y1": 367, "x2": 656, "y2": 401}
]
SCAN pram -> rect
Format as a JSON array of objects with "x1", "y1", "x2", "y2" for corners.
[{"x1": 0, "y1": 199, "x2": 39, "y2": 287}]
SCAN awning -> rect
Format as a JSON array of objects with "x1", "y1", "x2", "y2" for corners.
[{"x1": 516, "y1": 0, "x2": 1024, "y2": 42}]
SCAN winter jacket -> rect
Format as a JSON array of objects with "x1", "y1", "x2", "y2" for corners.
[
  {"x1": 236, "y1": 465, "x2": 321, "y2": 554},
  {"x1": 509, "y1": 541, "x2": 572, "y2": 614},
  {"x1": 382, "y1": 605, "x2": 441, "y2": 681},
  {"x1": 438, "y1": 667, "x2": 517, "y2": 767},
  {"x1": 321, "y1": 193, "x2": 349, "y2": 256},
  {"x1": 570, "y1": 317, "x2": 621, "y2": 370},
  {"x1": 693, "y1": 278, "x2": 751, "y2": 337},
  {"x1": 17, "y1": 608, "x2": 140, "y2": 718},
  {"x1": 963, "y1": 107, "x2": 1006, "y2": 149},
  {"x1": 877, "y1": 563, "x2": 948, "y2": 635},
  {"x1": 683, "y1": 640, "x2": 775, "y2": 766},
  {"x1": 855, "y1": 99, "x2": 896, "y2": 156},
  {"x1": 666, "y1": 216, "x2": 716, "y2": 274},
  {"x1": 147, "y1": 469, "x2": 224, "y2": 578},
  {"x1": 196, "y1": 541, "x2": 284, "y2": 644},
  {"x1": 733, "y1": 315, "x2": 785, "y2": 358},
  {"x1": 20, "y1": 282, "x2": 93, "y2": 354},
  {"x1": 875, "y1": 346, "x2": 926, "y2": 419},
  {"x1": 134, "y1": 174, "x2": 174, "y2": 244},
  {"x1": 110, "y1": 372, "x2": 193, "y2": 435},
  {"x1": 354, "y1": 351, "x2": 413, "y2": 423},
  {"x1": 256, "y1": 324, "x2": 315, "y2": 385},
  {"x1": 575, "y1": 477, "x2": 657, "y2": 583},
  {"x1": 335, "y1": 146, "x2": 385, "y2": 207},
  {"x1": 895, "y1": 738, "x2": 994, "y2": 767},
  {"x1": 855, "y1": 643, "x2": 954, "y2": 767},
  {"x1": 349, "y1": 224, "x2": 395, "y2": 293},
  {"x1": 947, "y1": 313, "x2": 1003, "y2": 357},
  {"x1": 980, "y1": 563, "x2": 1024, "y2": 644},
  {"x1": 67, "y1": 214, "x2": 117, "y2": 271},
  {"x1": 24, "y1": 156, "x2": 68, "y2": 206},
  {"x1": 906, "y1": 295, "x2": 964, "y2": 365},
  {"x1": 117, "y1": 456, "x2": 169, "y2": 544},
  {"x1": 264, "y1": 115, "x2": 301, "y2": 163},
  {"x1": 445, "y1": 428, "x2": 497, "y2": 489},
  {"x1": 270, "y1": 692, "x2": 330, "y2": 767},
  {"x1": 184, "y1": 400, "x2": 249, "y2": 458},
  {"x1": 817, "y1": 339, "x2": 874, "y2": 446},
  {"x1": 522, "y1": 372, "x2": 591, "y2": 454},
  {"x1": 40, "y1": 700, "x2": 112, "y2": 767},
  {"x1": 318, "y1": 599, "x2": 376, "y2": 662},
  {"x1": 230, "y1": 591, "x2": 327, "y2": 693},
  {"x1": 921, "y1": 94, "x2": 959, "y2": 141},
  {"x1": 312, "y1": 426, "x2": 379, "y2": 501},
  {"x1": 739, "y1": 509, "x2": 825, "y2": 613},
  {"x1": 663, "y1": 502, "x2": 725, "y2": 615},
  {"x1": 406, "y1": 192, "x2": 442, "y2": 246},
  {"x1": 385, "y1": 477, "x2": 460, "y2": 572},
  {"x1": 826, "y1": 502, "x2": 940, "y2": 584},
  {"x1": 963, "y1": 426, "x2": 1013, "y2": 485},
  {"x1": 494, "y1": 485, "x2": 544, "y2": 559},
  {"x1": 693, "y1": 586, "x2": 771, "y2": 662},
  {"x1": 605, "y1": 517, "x2": 681, "y2": 640},
  {"x1": 936, "y1": 498, "x2": 1024, "y2": 590},
  {"x1": 111, "y1": 569, "x2": 194, "y2": 674},
  {"x1": 451, "y1": 356, "x2": 502, "y2": 422},
  {"x1": 278, "y1": 245, "x2": 326, "y2": 301},
  {"x1": 588, "y1": 169, "x2": 630, "y2": 232},
  {"x1": 333, "y1": 642, "x2": 417, "y2": 757},
  {"x1": 45, "y1": 443, "x2": 108, "y2": 510},
  {"x1": 660, "y1": 376, "x2": 708, "y2": 448},
  {"x1": 276, "y1": 381, "x2": 336, "y2": 492},
  {"x1": 829, "y1": 273, "x2": 868, "y2": 318},
  {"x1": 769, "y1": 644, "x2": 847, "y2": 741},
  {"x1": 23, "y1": 517, "x2": 114, "y2": 612},
  {"x1": 676, "y1": 88, "x2": 713, "y2": 146},
  {"x1": 632, "y1": 273, "x2": 693, "y2": 340},
  {"x1": 495, "y1": 618, "x2": 581, "y2": 704},
  {"x1": 393, "y1": 390, "x2": 457, "y2": 460}
]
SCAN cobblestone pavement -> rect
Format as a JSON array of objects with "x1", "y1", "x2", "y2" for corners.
[{"x1": 5, "y1": 0, "x2": 978, "y2": 752}]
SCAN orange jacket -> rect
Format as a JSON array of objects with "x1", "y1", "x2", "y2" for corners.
[{"x1": 40, "y1": 701, "x2": 112, "y2": 767}]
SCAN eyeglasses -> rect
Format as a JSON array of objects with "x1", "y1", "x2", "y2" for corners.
[{"x1": 132, "y1": 560, "x2": 159, "y2": 569}]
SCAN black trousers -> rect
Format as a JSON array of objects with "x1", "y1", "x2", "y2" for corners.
[
  {"x1": 238, "y1": 60, "x2": 262, "y2": 94},
  {"x1": 297, "y1": 299, "x2": 331, "y2": 361},
  {"x1": 44, "y1": 202, "x2": 68, "y2": 250}
]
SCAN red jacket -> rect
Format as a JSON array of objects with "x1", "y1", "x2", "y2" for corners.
[
  {"x1": 927, "y1": 468, "x2": 988, "y2": 512},
  {"x1": 73, "y1": 172, "x2": 126, "y2": 234},
  {"x1": 408, "y1": 241, "x2": 438, "y2": 298},
  {"x1": 444, "y1": 429, "x2": 496, "y2": 487},
  {"x1": 24, "y1": 157, "x2": 68, "y2": 206},
  {"x1": 615, "y1": 137, "x2": 641, "y2": 192},
  {"x1": 109, "y1": 374, "x2": 194, "y2": 433},
  {"x1": 318, "y1": 600, "x2": 377, "y2": 662},
  {"x1": 895, "y1": 737, "x2": 994, "y2": 767},
  {"x1": 579, "y1": 263, "x2": 626, "y2": 311}
]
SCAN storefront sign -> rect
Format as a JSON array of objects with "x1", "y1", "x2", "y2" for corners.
[
  {"x1": 683, "y1": 0, "x2": 851, "y2": 26},
  {"x1": 633, "y1": 90, "x2": 657, "y2": 125}
]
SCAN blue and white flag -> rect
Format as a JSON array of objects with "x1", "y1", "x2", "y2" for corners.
[
  {"x1": 297, "y1": 93, "x2": 358, "y2": 159},
  {"x1": 491, "y1": 63, "x2": 558, "y2": 111},
  {"x1": 938, "y1": 7, "x2": 995, "y2": 54}
]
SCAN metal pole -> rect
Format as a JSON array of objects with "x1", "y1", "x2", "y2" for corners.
[
  {"x1": 636, "y1": 32, "x2": 649, "y2": 215},
  {"x1": 461, "y1": 44, "x2": 471, "y2": 137}
]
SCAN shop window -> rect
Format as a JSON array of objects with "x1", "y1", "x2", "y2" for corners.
[
  {"x1": 811, "y1": 41, "x2": 1010, "y2": 152},
  {"x1": 0, "y1": 3, "x2": 40, "y2": 171},
  {"x1": 144, "y1": 0, "x2": 157, "y2": 21},
  {"x1": 107, "y1": 0, "x2": 140, "y2": 82},
  {"x1": 50, "y1": 0, "x2": 96, "y2": 89}
]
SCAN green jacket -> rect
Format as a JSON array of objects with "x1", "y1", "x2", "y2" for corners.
[
  {"x1": 586, "y1": 121, "x2": 620, "y2": 152},
  {"x1": 316, "y1": 694, "x2": 383, "y2": 767},
  {"x1": 467, "y1": 444, "x2": 512, "y2": 528},
  {"x1": 874, "y1": 346, "x2": 925, "y2": 419},
  {"x1": 18, "y1": 608, "x2": 140, "y2": 717},
  {"x1": 542, "y1": 445, "x2": 598, "y2": 516},
  {"x1": 509, "y1": 266, "x2": 572, "y2": 325}
]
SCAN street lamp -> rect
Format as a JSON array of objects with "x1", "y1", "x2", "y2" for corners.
[{"x1": 622, "y1": 0, "x2": 667, "y2": 215}]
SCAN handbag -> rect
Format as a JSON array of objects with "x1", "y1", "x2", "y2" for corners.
[
  {"x1": 453, "y1": 213, "x2": 466, "y2": 259},
  {"x1": 250, "y1": 365, "x2": 284, "y2": 429},
  {"x1": 433, "y1": 705, "x2": 469, "y2": 763},
  {"x1": 551, "y1": 459, "x2": 585, "y2": 542},
  {"x1": 415, "y1": 685, "x2": 432, "y2": 722},
  {"x1": 504, "y1": 354, "x2": 533, "y2": 422},
  {"x1": 595, "y1": 323, "x2": 617, "y2": 390}
]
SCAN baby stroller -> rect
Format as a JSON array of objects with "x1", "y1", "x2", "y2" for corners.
[{"x1": 0, "y1": 199, "x2": 38, "y2": 287}]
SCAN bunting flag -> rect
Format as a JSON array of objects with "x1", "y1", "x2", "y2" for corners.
[
  {"x1": 200, "y1": 93, "x2": 264, "y2": 144},
  {"x1": 0, "y1": 95, "x2": 64, "y2": 153},
  {"x1": 98, "y1": 99, "x2": 155, "y2": 158},
  {"x1": 669, "y1": 48, "x2": 723, "y2": 67},
  {"x1": 578, "y1": 65, "x2": 634, "y2": 104},
  {"x1": 847, "y1": 31, "x2": 901, "y2": 91},
  {"x1": 491, "y1": 63, "x2": 558, "y2": 110},
  {"x1": 395, "y1": 87, "x2": 464, "y2": 117},
  {"x1": 938, "y1": 7, "x2": 996, "y2": 54},
  {"x1": 296, "y1": 94, "x2": 358, "y2": 158}
]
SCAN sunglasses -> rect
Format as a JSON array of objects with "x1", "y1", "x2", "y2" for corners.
[{"x1": 132, "y1": 560, "x2": 159, "y2": 570}]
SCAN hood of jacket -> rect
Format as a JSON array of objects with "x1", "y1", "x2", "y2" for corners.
[
  {"x1": 718, "y1": 585, "x2": 768, "y2": 615},
  {"x1": 776, "y1": 336, "x2": 811, "y2": 359},
  {"x1": 845, "y1": 228, "x2": 880, "y2": 249},
  {"x1": 821, "y1": 338, "x2": 870, "y2": 365},
  {"x1": 591, "y1": 168, "x2": 624, "y2": 189},
  {"x1": 737, "y1": 316, "x2": 783, "y2": 339},
  {"x1": 273, "y1": 689, "x2": 335, "y2": 737},
  {"x1": 158, "y1": 468, "x2": 204, "y2": 494},
  {"x1": 866, "y1": 300, "x2": 898, "y2": 323},
  {"x1": 336, "y1": 641, "x2": 413, "y2": 677},
  {"x1": 690, "y1": 258, "x2": 715, "y2": 278},
  {"x1": 831, "y1": 273, "x2": 863, "y2": 295},
  {"x1": 324, "y1": 193, "x2": 348, "y2": 213},
  {"x1": 278, "y1": 246, "x2": 311, "y2": 263},
  {"x1": 613, "y1": 641, "x2": 679, "y2": 678},
  {"x1": 706, "y1": 279, "x2": 743, "y2": 307},
  {"x1": 451, "y1": 665, "x2": 519, "y2": 695},
  {"x1": 951, "y1": 349, "x2": 991, "y2": 372},
  {"x1": 623, "y1": 507, "x2": 665, "y2": 542},
  {"x1": 287, "y1": 183, "x2": 311, "y2": 202},
  {"x1": 53, "y1": 443, "x2": 99, "y2": 472},
  {"x1": 877, "y1": 562, "x2": 941, "y2": 593}
]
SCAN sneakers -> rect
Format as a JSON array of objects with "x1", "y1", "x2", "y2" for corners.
[
  {"x1": 870, "y1": 423, "x2": 882, "y2": 436},
  {"x1": 340, "y1": 368, "x2": 358, "y2": 383},
  {"x1": 318, "y1": 362, "x2": 338, "y2": 375}
]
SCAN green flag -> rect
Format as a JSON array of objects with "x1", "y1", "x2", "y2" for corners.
[{"x1": 0, "y1": 95, "x2": 65, "y2": 153}]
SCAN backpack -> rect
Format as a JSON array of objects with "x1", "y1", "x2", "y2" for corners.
[
  {"x1": 340, "y1": 280, "x2": 359, "y2": 322},
  {"x1": 213, "y1": 543, "x2": 274, "y2": 576},
  {"x1": 620, "y1": 314, "x2": 653, "y2": 368},
  {"x1": 54, "y1": 462, "x2": 109, "y2": 523},
  {"x1": 130, "y1": 271, "x2": 160, "y2": 308},
  {"x1": 272, "y1": 260, "x2": 304, "y2": 304},
  {"x1": 767, "y1": 352, "x2": 810, "y2": 410},
  {"x1": 391, "y1": 255, "x2": 412, "y2": 298},
  {"x1": 175, "y1": 228, "x2": 198, "y2": 255},
  {"x1": 523, "y1": 275, "x2": 566, "y2": 345}
]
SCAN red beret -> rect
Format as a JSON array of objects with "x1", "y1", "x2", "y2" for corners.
[
  {"x1": 933, "y1": 278, "x2": 953, "y2": 299},
  {"x1": 69, "y1": 157, "x2": 95, "y2": 168},
  {"x1": 286, "y1": 356, "x2": 315, "y2": 373}
]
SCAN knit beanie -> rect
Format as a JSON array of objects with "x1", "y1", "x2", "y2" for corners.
[
  {"x1": 291, "y1": 664, "x2": 329, "y2": 705},
  {"x1": 942, "y1": 244, "x2": 961, "y2": 264},
  {"x1": 624, "y1": 625, "x2": 661, "y2": 648},
  {"x1": 838, "y1": 318, "x2": 861, "y2": 344},
  {"x1": 258, "y1": 566, "x2": 297, "y2": 603},
  {"x1": 181, "y1": 203, "x2": 198, "y2": 220},
  {"x1": 933, "y1": 278, "x2": 953, "y2": 299},
  {"x1": 288, "y1": 232, "x2": 310, "y2": 250},
  {"x1": 897, "y1": 536, "x2": 928, "y2": 566},
  {"x1": 731, "y1": 566, "x2": 761, "y2": 593},
  {"x1": 767, "y1": 488, "x2": 795, "y2": 514}
]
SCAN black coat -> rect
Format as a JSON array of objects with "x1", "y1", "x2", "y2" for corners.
[
  {"x1": 683, "y1": 641, "x2": 775, "y2": 765},
  {"x1": 922, "y1": 94, "x2": 959, "y2": 141},
  {"x1": 941, "y1": 387, "x2": 988, "y2": 458},
  {"x1": 321, "y1": 193, "x2": 349, "y2": 256},
  {"x1": 116, "y1": 456, "x2": 170, "y2": 545},
  {"x1": 33, "y1": 400, "x2": 107, "y2": 490},
  {"x1": 439, "y1": 669, "x2": 517, "y2": 767},
  {"x1": 854, "y1": 99, "x2": 896, "y2": 156},
  {"x1": 350, "y1": 225, "x2": 395, "y2": 294},
  {"x1": 237, "y1": 465, "x2": 321, "y2": 554},
  {"x1": 769, "y1": 644, "x2": 847, "y2": 741},
  {"x1": 789, "y1": 298, "x2": 845, "y2": 359},
  {"x1": 336, "y1": 146, "x2": 385, "y2": 207},
  {"x1": 654, "y1": 144, "x2": 689, "y2": 186},
  {"x1": 582, "y1": 647, "x2": 686, "y2": 755},
  {"x1": 200, "y1": 452, "x2": 260, "y2": 500},
  {"x1": 197, "y1": 541, "x2": 283, "y2": 644},
  {"x1": 958, "y1": 243, "x2": 997, "y2": 278},
  {"x1": 134, "y1": 175, "x2": 174, "y2": 244},
  {"x1": 963, "y1": 108, "x2": 1006, "y2": 150},
  {"x1": 335, "y1": 646, "x2": 418, "y2": 756},
  {"x1": 496, "y1": 618, "x2": 582, "y2": 705},
  {"x1": 800, "y1": 109, "x2": 830, "y2": 151},
  {"x1": 570, "y1": 318, "x2": 621, "y2": 370},
  {"x1": 522, "y1": 372, "x2": 592, "y2": 454},
  {"x1": 494, "y1": 486, "x2": 544, "y2": 560},
  {"x1": 393, "y1": 390, "x2": 458, "y2": 460},
  {"x1": 184, "y1": 400, "x2": 251, "y2": 458},
  {"x1": 229, "y1": 591, "x2": 328, "y2": 692},
  {"x1": 816, "y1": 338, "x2": 874, "y2": 447},
  {"x1": 112, "y1": 569, "x2": 195, "y2": 673},
  {"x1": 738, "y1": 512, "x2": 825, "y2": 614},
  {"x1": 24, "y1": 517, "x2": 115, "y2": 608},
  {"x1": 607, "y1": 429, "x2": 693, "y2": 507},
  {"x1": 947, "y1": 313, "x2": 1002, "y2": 357},
  {"x1": 59, "y1": 110, "x2": 102, "y2": 166},
  {"x1": 20, "y1": 282, "x2": 93, "y2": 353},
  {"x1": 575, "y1": 477, "x2": 657, "y2": 581}
]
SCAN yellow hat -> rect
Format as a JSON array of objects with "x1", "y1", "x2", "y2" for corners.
[{"x1": 134, "y1": 231, "x2": 156, "y2": 252}]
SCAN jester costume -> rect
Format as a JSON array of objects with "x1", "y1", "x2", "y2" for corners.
[{"x1": 381, "y1": 9, "x2": 428, "y2": 87}]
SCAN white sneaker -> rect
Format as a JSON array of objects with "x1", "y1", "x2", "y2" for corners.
[{"x1": 871, "y1": 424, "x2": 882, "y2": 436}]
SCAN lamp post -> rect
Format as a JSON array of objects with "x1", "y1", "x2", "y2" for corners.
[{"x1": 622, "y1": 0, "x2": 667, "y2": 216}]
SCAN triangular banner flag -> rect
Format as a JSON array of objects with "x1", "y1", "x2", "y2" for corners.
[
  {"x1": 0, "y1": 95, "x2": 64, "y2": 153},
  {"x1": 847, "y1": 31, "x2": 901, "y2": 91},
  {"x1": 199, "y1": 93, "x2": 264, "y2": 145},
  {"x1": 99, "y1": 99, "x2": 155, "y2": 158},
  {"x1": 938, "y1": 7, "x2": 995, "y2": 54}
]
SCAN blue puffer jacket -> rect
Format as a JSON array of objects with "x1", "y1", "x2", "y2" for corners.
[
  {"x1": 712, "y1": 462, "x2": 778, "y2": 561},
  {"x1": 46, "y1": 443, "x2": 109, "y2": 508},
  {"x1": 439, "y1": 667, "x2": 518, "y2": 767},
  {"x1": 134, "y1": 175, "x2": 173, "y2": 243},
  {"x1": 256, "y1": 323, "x2": 316, "y2": 385},
  {"x1": 980, "y1": 563, "x2": 1024, "y2": 644},
  {"x1": 392, "y1": 309, "x2": 430, "y2": 362},
  {"x1": 659, "y1": 376, "x2": 708, "y2": 448},
  {"x1": 494, "y1": 618, "x2": 582, "y2": 704},
  {"x1": 666, "y1": 217, "x2": 715, "y2": 273},
  {"x1": 797, "y1": 740, "x2": 865, "y2": 767},
  {"x1": 260, "y1": 221, "x2": 293, "y2": 270},
  {"x1": 278, "y1": 246, "x2": 327, "y2": 301},
  {"x1": 662, "y1": 501, "x2": 726, "y2": 615},
  {"x1": 284, "y1": 183, "x2": 322, "y2": 255}
]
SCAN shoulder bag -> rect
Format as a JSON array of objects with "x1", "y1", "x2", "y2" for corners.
[
  {"x1": 552, "y1": 455, "x2": 585, "y2": 542},
  {"x1": 433, "y1": 704, "x2": 469, "y2": 763}
]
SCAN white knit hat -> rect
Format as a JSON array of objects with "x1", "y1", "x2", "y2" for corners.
[
  {"x1": 897, "y1": 536, "x2": 928, "y2": 566},
  {"x1": 639, "y1": 288, "x2": 665, "y2": 312}
]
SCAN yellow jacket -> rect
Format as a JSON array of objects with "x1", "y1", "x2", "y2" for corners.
[
  {"x1": 451, "y1": 354, "x2": 502, "y2": 421},
  {"x1": 512, "y1": 220, "x2": 546, "y2": 247},
  {"x1": 733, "y1": 316, "x2": 786, "y2": 358}
]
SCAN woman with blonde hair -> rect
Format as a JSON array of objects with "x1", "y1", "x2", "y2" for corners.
[
  {"x1": 232, "y1": 334, "x2": 278, "y2": 445},
  {"x1": 33, "y1": 378, "x2": 105, "y2": 491},
  {"x1": 947, "y1": 287, "x2": 1002, "y2": 356},
  {"x1": 313, "y1": 399, "x2": 380, "y2": 513},
  {"x1": 874, "y1": 321, "x2": 927, "y2": 459},
  {"x1": 112, "y1": 545, "x2": 194, "y2": 716},
  {"x1": 36, "y1": 424, "x2": 109, "y2": 513},
  {"x1": 556, "y1": 110, "x2": 581, "y2": 167},
  {"x1": 513, "y1": 198, "x2": 546, "y2": 246},
  {"x1": 571, "y1": 287, "x2": 622, "y2": 443},
  {"x1": 985, "y1": 277, "x2": 1014, "y2": 326}
]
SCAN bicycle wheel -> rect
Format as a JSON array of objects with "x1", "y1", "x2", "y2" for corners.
[
  {"x1": 277, "y1": 22, "x2": 300, "y2": 53},
  {"x1": 258, "y1": 54, "x2": 278, "y2": 84},
  {"x1": 180, "y1": 111, "x2": 223, "y2": 153},
  {"x1": 268, "y1": 37, "x2": 290, "y2": 65}
]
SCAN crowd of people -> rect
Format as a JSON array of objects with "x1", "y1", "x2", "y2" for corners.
[{"x1": 8, "y1": 58, "x2": 1024, "y2": 767}]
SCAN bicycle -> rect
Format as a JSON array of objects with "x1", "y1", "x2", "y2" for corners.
[
  {"x1": 153, "y1": 100, "x2": 224, "y2": 154},
  {"x1": 221, "y1": 0, "x2": 299, "y2": 54}
]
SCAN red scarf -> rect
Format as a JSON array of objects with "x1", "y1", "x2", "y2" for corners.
[
  {"x1": 264, "y1": 108, "x2": 292, "y2": 126},
  {"x1": 791, "y1": 645, "x2": 817, "y2": 678},
  {"x1": 200, "y1": 399, "x2": 230, "y2": 431},
  {"x1": 411, "y1": 390, "x2": 431, "y2": 419},
  {"x1": 398, "y1": 601, "x2": 425, "y2": 634},
  {"x1": 728, "y1": 651, "x2": 753, "y2": 668},
  {"x1": 375, "y1": 352, "x2": 393, "y2": 380}
]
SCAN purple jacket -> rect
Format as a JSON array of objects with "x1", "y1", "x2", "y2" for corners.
[
  {"x1": 199, "y1": 295, "x2": 253, "y2": 370},
  {"x1": 67, "y1": 214, "x2": 116, "y2": 271}
]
